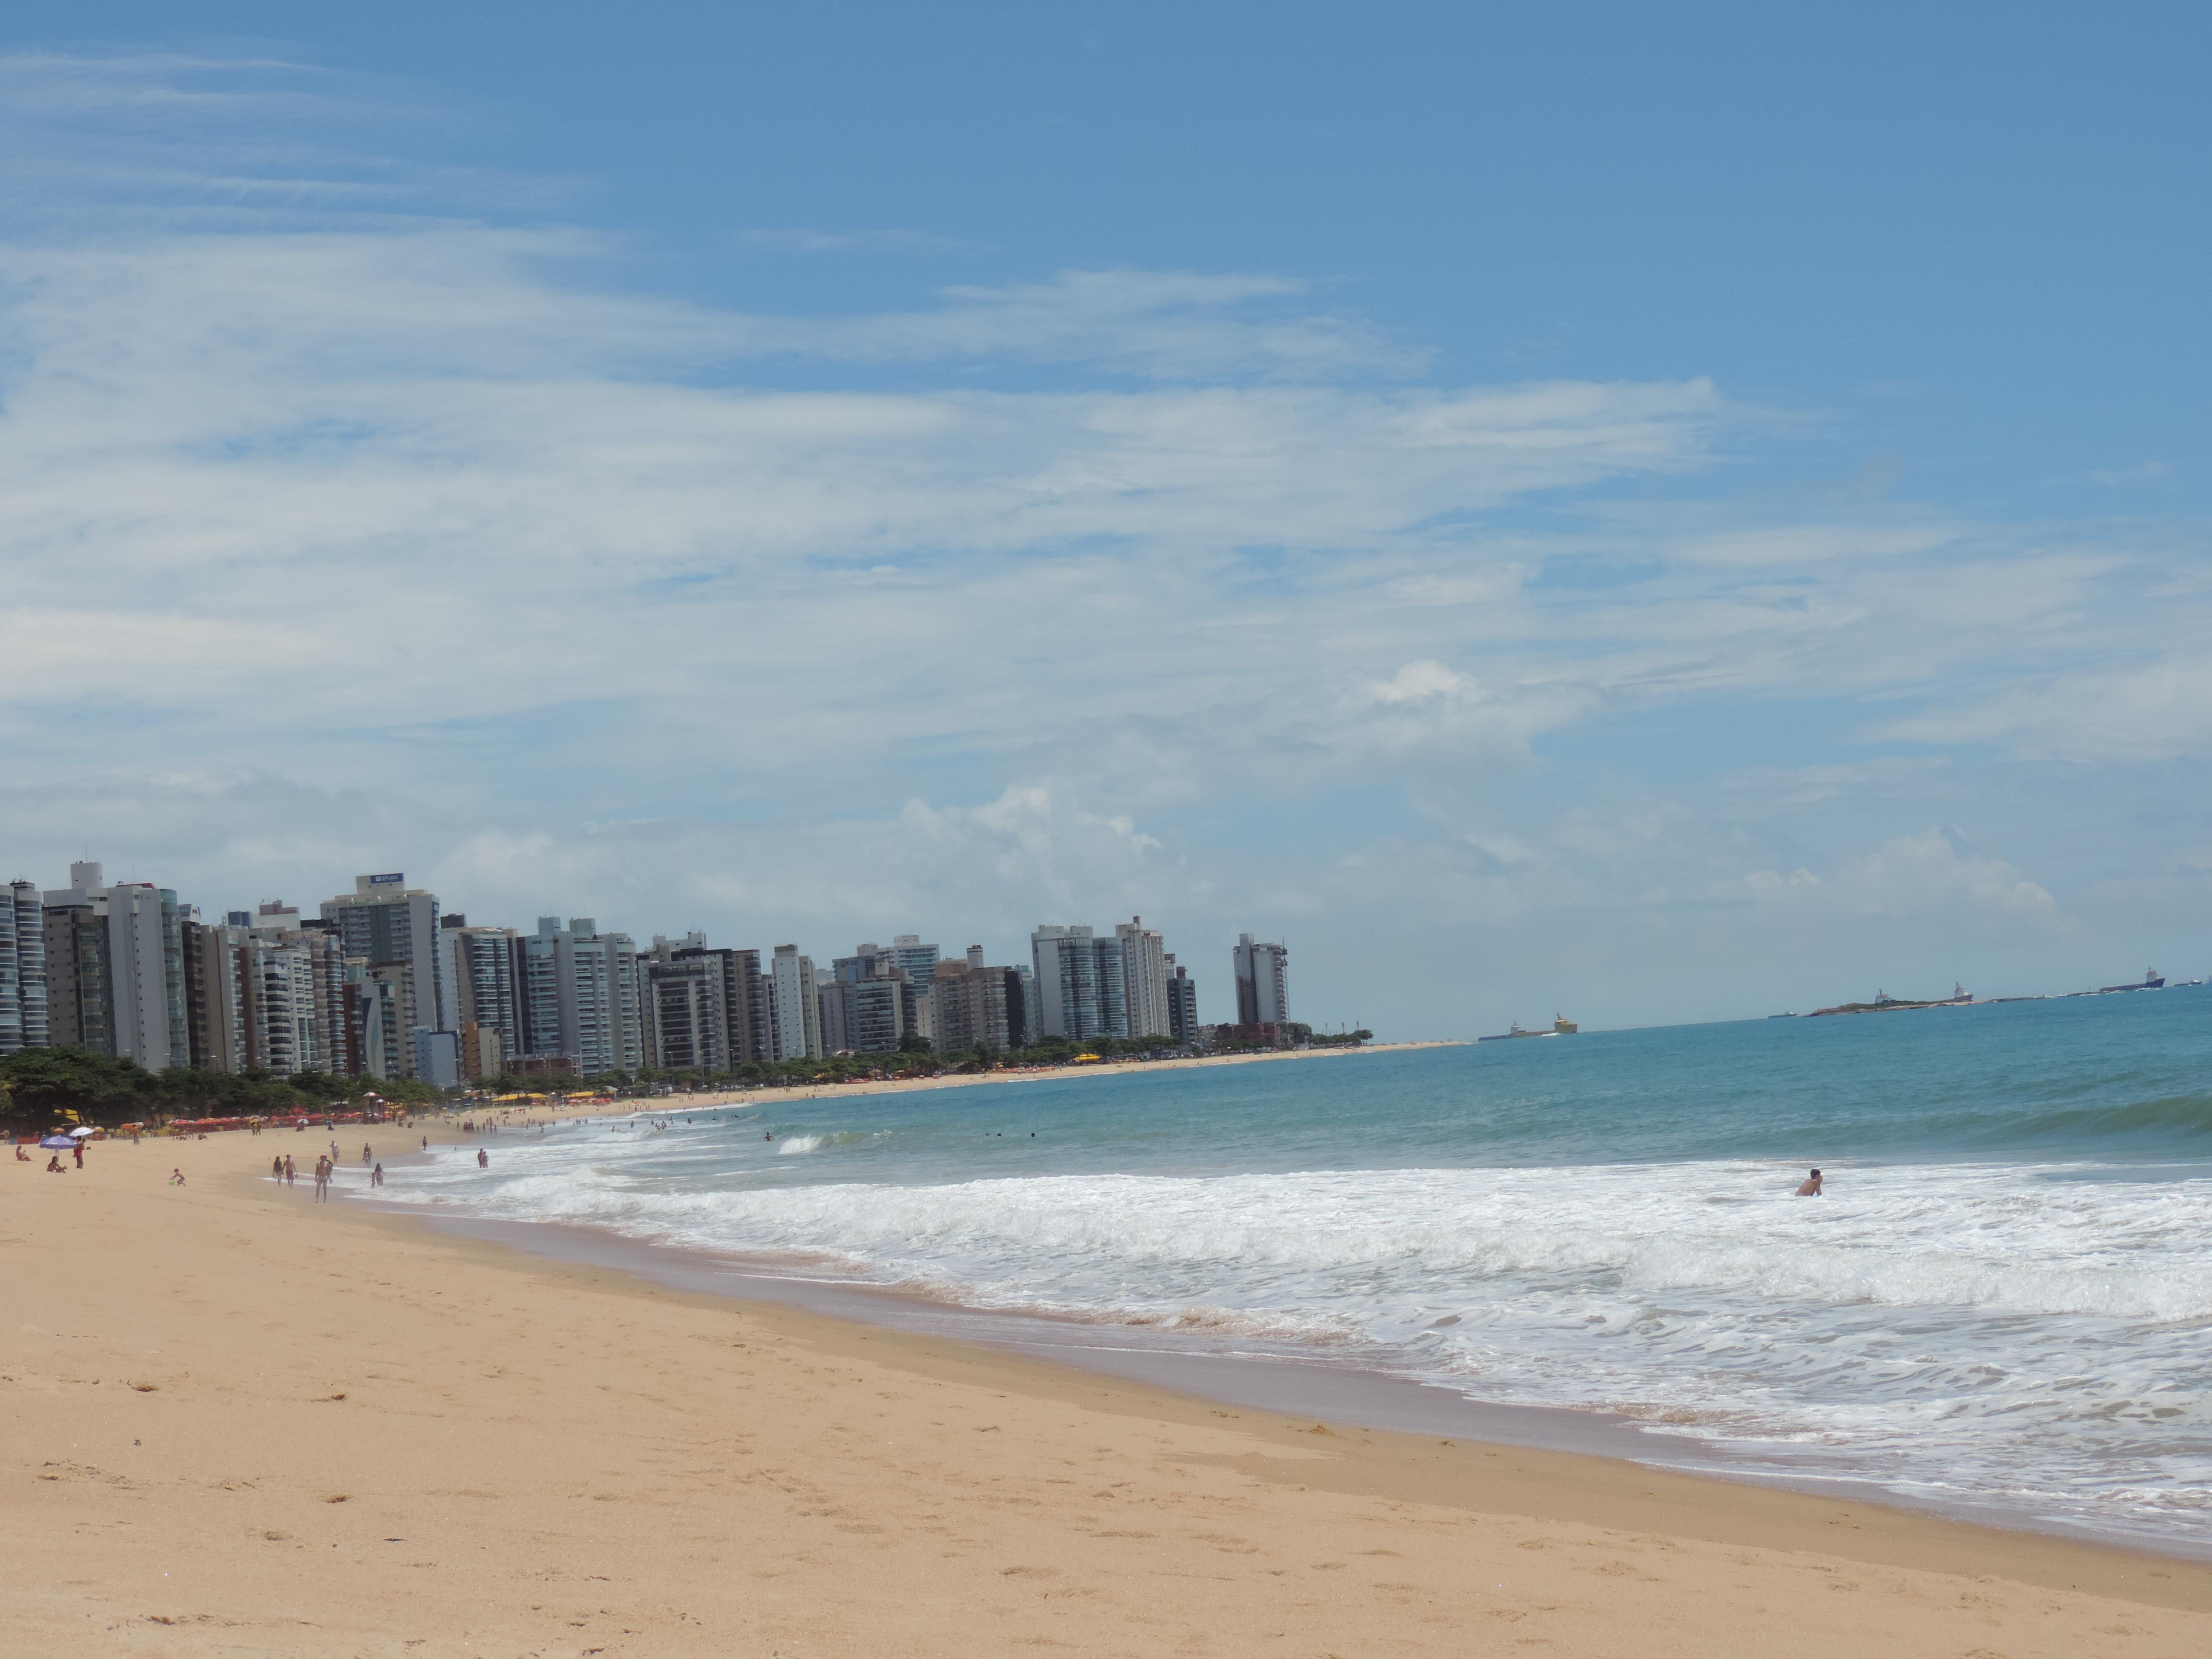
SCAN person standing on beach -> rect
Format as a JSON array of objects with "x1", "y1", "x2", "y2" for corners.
[
  {"x1": 284, "y1": 1154, "x2": 296, "y2": 1186},
  {"x1": 1795, "y1": 1168, "x2": 1823, "y2": 1196},
  {"x1": 362, "y1": 1143, "x2": 372, "y2": 1165},
  {"x1": 272, "y1": 1155, "x2": 282, "y2": 1181},
  {"x1": 477, "y1": 1147, "x2": 488, "y2": 1168},
  {"x1": 371, "y1": 1162, "x2": 384, "y2": 1188}
]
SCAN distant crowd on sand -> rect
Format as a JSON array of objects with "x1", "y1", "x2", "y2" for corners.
[{"x1": 267, "y1": 1139, "x2": 396, "y2": 1201}]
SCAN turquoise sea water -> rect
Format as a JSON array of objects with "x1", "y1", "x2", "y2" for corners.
[{"x1": 383, "y1": 983, "x2": 2212, "y2": 1547}]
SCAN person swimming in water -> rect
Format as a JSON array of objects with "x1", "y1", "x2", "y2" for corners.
[{"x1": 1794, "y1": 1168, "x2": 1823, "y2": 1196}]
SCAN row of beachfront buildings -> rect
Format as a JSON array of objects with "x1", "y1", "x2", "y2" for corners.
[{"x1": 0, "y1": 863, "x2": 1293, "y2": 1086}]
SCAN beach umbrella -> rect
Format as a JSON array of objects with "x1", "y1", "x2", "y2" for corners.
[
  {"x1": 68, "y1": 1126, "x2": 97, "y2": 1138},
  {"x1": 39, "y1": 1134, "x2": 76, "y2": 1149}
]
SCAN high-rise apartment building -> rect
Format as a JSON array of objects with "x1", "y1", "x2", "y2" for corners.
[
  {"x1": 39, "y1": 864, "x2": 186, "y2": 1068},
  {"x1": 1014, "y1": 965, "x2": 1038, "y2": 1047},
  {"x1": 821, "y1": 972, "x2": 907, "y2": 1054},
  {"x1": 181, "y1": 917, "x2": 251, "y2": 1073},
  {"x1": 181, "y1": 907, "x2": 352, "y2": 1078},
  {"x1": 244, "y1": 903, "x2": 349, "y2": 1074},
  {"x1": 42, "y1": 890, "x2": 112, "y2": 1055},
  {"x1": 350, "y1": 962, "x2": 403, "y2": 1079},
  {"x1": 108, "y1": 881, "x2": 186, "y2": 1068},
  {"x1": 638, "y1": 944, "x2": 758, "y2": 1073},
  {"x1": 445, "y1": 919, "x2": 524, "y2": 1068},
  {"x1": 768, "y1": 944, "x2": 822, "y2": 1061},
  {"x1": 1233, "y1": 933, "x2": 1290, "y2": 1026},
  {"x1": 1031, "y1": 923, "x2": 1143, "y2": 1041},
  {"x1": 884, "y1": 934, "x2": 938, "y2": 990},
  {"x1": 1031, "y1": 921, "x2": 1184, "y2": 1043},
  {"x1": 1114, "y1": 917, "x2": 1172, "y2": 1040},
  {"x1": 0, "y1": 879, "x2": 47, "y2": 1055},
  {"x1": 519, "y1": 918, "x2": 643, "y2": 1074},
  {"x1": 320, "y1": 875, "x2": 449, "y2": 1071},
  {"x1": 1165, "y1": 954, "x2": 1199, "y2": 1045},
  {"x1": 929, "y1": 954, "x2": 1017, "y2": 1052}
]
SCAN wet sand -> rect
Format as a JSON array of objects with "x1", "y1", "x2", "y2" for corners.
[{"x1": 4, "y1": 1127, "x2": 2207, "y2": 1656}]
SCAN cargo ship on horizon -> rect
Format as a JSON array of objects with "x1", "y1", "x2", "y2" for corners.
[{"x1": 1479, "y1": 1015, "x2": 1579, "y2": 1041}]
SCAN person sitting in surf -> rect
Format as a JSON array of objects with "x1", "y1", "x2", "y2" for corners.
[{"x1": 1794, "y1": 1168, "x2": 1823, "y2": 1196}]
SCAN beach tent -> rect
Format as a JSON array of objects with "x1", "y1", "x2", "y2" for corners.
[{"x1": 38, "y1": 1134, "x2": 76, "y2": 1149}]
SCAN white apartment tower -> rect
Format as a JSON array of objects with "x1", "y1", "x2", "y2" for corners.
[
  {"x1": 769, "y1": 944, "x2": 823, "y2": 1061},
  {"x1": 1114, "y1": 916, "x2": 1172, "y2": 1040}
]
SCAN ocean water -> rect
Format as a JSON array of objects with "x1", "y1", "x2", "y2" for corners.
[{"x1": 377, "y1": 984, "x2": 2212, "y2": 1548}]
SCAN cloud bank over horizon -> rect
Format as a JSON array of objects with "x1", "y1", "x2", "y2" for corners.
[{"x1": 1, "y1": 50, "x2": 2206, "y2": 1033}]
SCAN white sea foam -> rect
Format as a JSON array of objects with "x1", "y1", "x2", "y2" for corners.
[{"x1": 382, "y1": 1136, "x2": 2212, "y2": 1545}]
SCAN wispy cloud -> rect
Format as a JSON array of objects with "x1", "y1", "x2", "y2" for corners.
[
  {"x1": 735, "y1": 226, "x2": 971, "y2": 256},
  {"x1": 2090, "y1": 459, "x2": 2174, "y2": 486}
]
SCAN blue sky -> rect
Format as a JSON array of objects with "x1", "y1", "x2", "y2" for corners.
[{"x1": 0, "y1": 5, "x2": 2206, "y2": 1033}]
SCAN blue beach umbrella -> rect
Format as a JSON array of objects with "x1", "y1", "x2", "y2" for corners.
[{"x1": 39, "y1": 1134, "x2": 76, "y2": 1149}]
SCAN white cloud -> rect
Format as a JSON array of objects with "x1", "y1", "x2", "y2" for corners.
[
  {"x1": 1838, "y1": 829, "x2": 2057, "y2": 918},
  {"x1": 1871, "y1": 658, "x2": 2212, "y2": 762}
]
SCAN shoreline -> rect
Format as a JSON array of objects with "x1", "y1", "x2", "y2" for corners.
[
  {"x1": 461, "y1": 1038, "x2": 1458, "y2": 1119},
  {"x1": 400, "y1": 1203, "x2": 2212, "y2": 1562},
  {"x1": 7, "y1": 1130, "x2": 2209, "y2": 1654},
  {"x1": 381, "y1": 1086, "x2": 2200, "y2": 1565}
]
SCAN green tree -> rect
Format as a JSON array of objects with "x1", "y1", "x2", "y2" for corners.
[{"x1": 0, "y1": 1047, "x2": 154, "y2": 1126}]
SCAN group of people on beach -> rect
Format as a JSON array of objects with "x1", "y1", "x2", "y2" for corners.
[{"x1": 267, "y1": 1141, "x2": 388, "y2": 1200}]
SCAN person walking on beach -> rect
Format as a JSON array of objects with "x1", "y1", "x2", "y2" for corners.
[
  {"x1": 1794, "y1": 1168, "x2": 1823, "y2": 1196},
  {"x1": 314, "y1": 1156, "x2": 331, "y2": 1202},
  {"x1": 284, "y1": 1154, "x2": 296, "y2": 1186},
  {"x1": 371, "y1": 1162, "x2": 384, "y2": 1188},
  {"x1": 363, "y1": 1143, "x2": 372, "y2": 1165},
  {"x1": 272, "y1": 1155, "x2": 283, "y2": 1181}
]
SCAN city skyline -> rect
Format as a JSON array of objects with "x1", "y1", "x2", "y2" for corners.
[{"x1": 0, "y1": 851, "x2": 1301, "y2": 1080}]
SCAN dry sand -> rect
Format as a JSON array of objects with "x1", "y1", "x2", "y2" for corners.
[{"x1": 5, "y1": 1127, "x2": 2207, "y2": 1658}]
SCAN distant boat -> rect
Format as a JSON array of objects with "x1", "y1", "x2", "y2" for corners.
[
  {"x1": 2095, "y1": 969, "x2": 2164, "y2": 994},
  {"x1": 1478, "y1": 1014, "x2": 1578, "y2": 1042}
]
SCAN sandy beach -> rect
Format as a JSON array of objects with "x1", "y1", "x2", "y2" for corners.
[{"x1": 5, "y1": 1127, "x2": 2208, "y2": 1657}]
